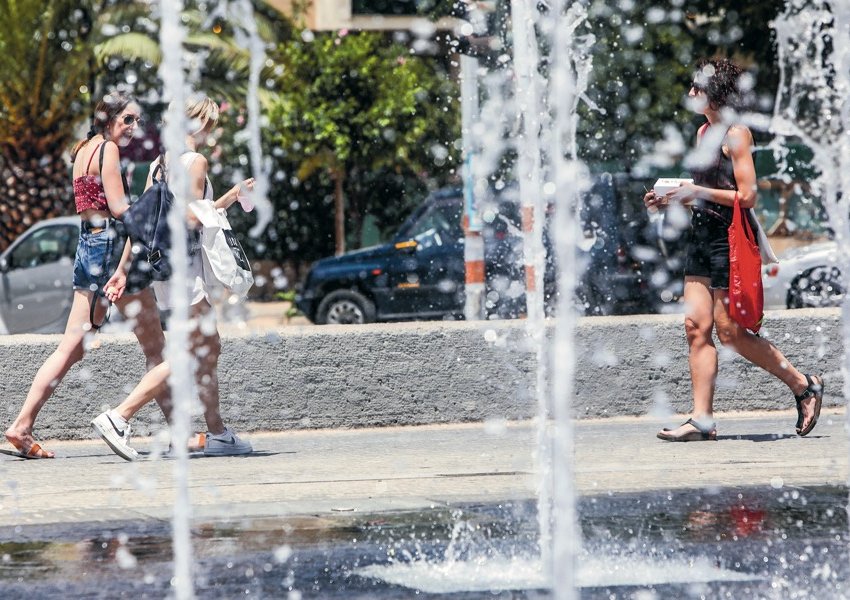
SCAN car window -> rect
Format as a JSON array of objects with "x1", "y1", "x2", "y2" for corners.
[
  {"x1": 8, "y1": 225, "x2": 78, "y2": 270},
  {"x1": 406, "y1": 202, "x2": 463, "y2": 249}
]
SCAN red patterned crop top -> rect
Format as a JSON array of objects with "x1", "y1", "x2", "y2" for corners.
[{"x1": 73, "y1": 142, "x2": 109, "y2": 213}]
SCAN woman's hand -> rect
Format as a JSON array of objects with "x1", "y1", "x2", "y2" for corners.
[
  {"x1": 232, "y1": 177, "x2": 255, "y2": 197},
  {"x1": 665, "y1": 182, "x2": 698, "y2": 206},
  {"x1": 644, "y1": 183, "x2": 698, "y2": 212},
  {"x1": 233, "y1": 177, "x2": 255, "y2": 212},
  {"x1": 643, "y1": 190, "x2": 665, "y2": 212},
  {"x1": 104, "y1": 268, "x2": 127, "y2": 302},
  {"x1": 215, "y1": 177, "x2": 256, "y2": 212}
]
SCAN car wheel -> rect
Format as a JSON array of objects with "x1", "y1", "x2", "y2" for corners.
[
  {"x1": 787, "y1": 266, "x2": 844, "y2": 308},
  {"x1": 316, "y1": 290, "x2": 376, "y2": 325}
]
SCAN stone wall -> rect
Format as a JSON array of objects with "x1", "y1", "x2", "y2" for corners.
[{"x1": 0, "y1": 308, "x2": 842, "y2": 439}]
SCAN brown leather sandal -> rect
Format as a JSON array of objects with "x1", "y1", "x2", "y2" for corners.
[
  {"x1": 795, "y1": 374, "x2": 824, "y2": 437},
  {"x1": 657, "y1": 418, "x2": 717, "y2": 442},
  {"x1": 6, "y1": 436, "x2": 54, "y2": 459}
]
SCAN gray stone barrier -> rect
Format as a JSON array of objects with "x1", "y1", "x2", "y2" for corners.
[{"x1": 0, "y1": 308, "x2": 843, "y2": 440}]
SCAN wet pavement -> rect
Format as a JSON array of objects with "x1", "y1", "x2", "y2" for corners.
[{"x1": 0, "y1": 410, "x2": 847, "y2": 597}]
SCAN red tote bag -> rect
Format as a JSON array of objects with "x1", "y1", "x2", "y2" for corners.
[{"x1": 728, "y1": 193, "x2": 764, "y2": 333}]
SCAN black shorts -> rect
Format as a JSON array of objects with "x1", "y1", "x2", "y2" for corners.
[{"x1": 684, "y1": 210, "x2": 731, "y2": 289}]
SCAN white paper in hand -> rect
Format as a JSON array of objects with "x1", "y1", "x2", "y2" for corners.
[{"x1": 653, "y1": 178, "x2": 694, "y2": 196}]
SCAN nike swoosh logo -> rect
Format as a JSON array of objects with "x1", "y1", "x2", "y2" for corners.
[
  {"x1": 215, "y1": 436, "x2": 236, "y2": 445},
  {"x1": 106, "y1": 415, "x2": 125, "y2": 438}
]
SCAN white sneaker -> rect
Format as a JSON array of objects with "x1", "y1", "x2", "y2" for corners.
[
  {"x1": 91, "y1": 412, "x2": 139, "y2": 461},
  {"x1": 203, "y1": 427, "x2": 252, "y2": 457}
]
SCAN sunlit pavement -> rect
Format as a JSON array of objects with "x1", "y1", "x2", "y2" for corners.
[
  {"x1": 0, "y1": 409, "x2": 844, "y2": 532},
  {"x1": 217, "y1": 301, "x2": 312, "y2": 334}
]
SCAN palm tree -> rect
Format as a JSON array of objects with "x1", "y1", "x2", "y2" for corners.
[
  {"x1": 0, "y1": 0, "x2": 281, "y2": 251},
  {"x1": 93, "y1": 2, "x2": 283, "y2": 106},
  {"x1": 0, "y1": 0, "x2": 96, "y2": 249}
]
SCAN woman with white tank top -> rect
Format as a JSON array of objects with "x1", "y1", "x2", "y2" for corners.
[{"x1": 149, "y1": 151, "x2": 215, "y2": 311}]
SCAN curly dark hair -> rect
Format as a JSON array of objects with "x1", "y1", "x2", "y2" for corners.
[{"x1": 692, "y1": 58, "x2": 744, "y2": 110}]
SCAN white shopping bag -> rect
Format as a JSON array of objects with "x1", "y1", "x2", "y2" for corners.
[
  {"x1": 749, "y1": 208, "x2": 779, "y2": 265},
  {"x1": 190, "y1": 200, "x2": 254, "y2": 298}
]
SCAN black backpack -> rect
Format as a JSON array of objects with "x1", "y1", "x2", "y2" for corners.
[{"x1": 120, "y1": 158, "x2": 175, "y2": 282}]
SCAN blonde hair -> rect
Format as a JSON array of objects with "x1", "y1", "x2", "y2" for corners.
[{"x1": 185, "y1": 95, "x2": 219, "y2": 133}]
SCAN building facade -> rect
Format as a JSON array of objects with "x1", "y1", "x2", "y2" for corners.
[{"x1": 263, "y1": 0, "x2": 459, "y2": 31}]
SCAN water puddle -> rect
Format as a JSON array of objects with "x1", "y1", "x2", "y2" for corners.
[{"x1": 0, "y1": 485, "x2": 846, "y2": 598}]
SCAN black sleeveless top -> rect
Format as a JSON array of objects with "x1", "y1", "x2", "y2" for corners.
[{"x1": 690, "y1": 124, "x2": 758, "y2": 231}]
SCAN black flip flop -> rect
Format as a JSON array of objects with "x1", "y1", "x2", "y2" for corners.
[{"x1": 795, "y1": 374, "x2": 824, "y2": 437}]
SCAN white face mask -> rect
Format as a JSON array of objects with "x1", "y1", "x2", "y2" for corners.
[{"x1": 685, "y1": 94, "x2": 708, "y2": 114}]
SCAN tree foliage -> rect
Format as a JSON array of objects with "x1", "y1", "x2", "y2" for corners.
[
  {"x1": 264, "y1": 30, "x2": 459, "y2": 256},
  {"x1": 577, "y1": 0, "x2": 785, "y2": 168},
  {"x1": 0, "y1": 0, "x2": 281, "y2": 249},
  {"x1": 0, "y1": 0, "x2": 96, "y2": 247}
]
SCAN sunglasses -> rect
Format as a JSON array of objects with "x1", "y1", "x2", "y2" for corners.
[{"x1": 121, "y1": 114, "x2": 145, "y2": 126}]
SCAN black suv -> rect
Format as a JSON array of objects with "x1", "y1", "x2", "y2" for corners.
[{"x1": 296, "y1": 174, "x2": 658, "y2": 324}]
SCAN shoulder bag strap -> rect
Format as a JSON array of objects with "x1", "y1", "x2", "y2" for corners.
[
  {"x1": 89, "y1": 295, "x2": 112, "y2": 331},
  {"x1": 87, "y1": 142, "x2": 104, "y2": 173},
  {"x1": 98, "y1": 141, "x2": 131, "y2": 198},
  {"x1": 152, "y1": 154, "x2": 166, "y2": 183}
]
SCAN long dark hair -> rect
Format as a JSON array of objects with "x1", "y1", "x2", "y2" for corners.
[{"x1": 70, "y1": 92, "x2": 135, "y2": 162}]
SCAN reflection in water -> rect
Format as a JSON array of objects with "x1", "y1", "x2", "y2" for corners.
[{"x1": 1, "y1": 486, "x2": 845, "y2": 597}]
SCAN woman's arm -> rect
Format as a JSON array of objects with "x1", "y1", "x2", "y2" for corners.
[
  {"x1": 100, "y1": 142, "x2": 131, "y2": 218},
  {"x1": 214, "y1": 178, "x2": 255, "y2": 211},
  {"x1": 665, "y1": 126, "x2": 757, "y2": 209},
  {"x1": 106, "y1": 162, "x2": 156, "y2": 300},
  {"x1": 104, "y1": 239, "x2": 133, "y2": 301},
  {"x1": 187, "y1": 155, "x2": 209, "y2": 229}
]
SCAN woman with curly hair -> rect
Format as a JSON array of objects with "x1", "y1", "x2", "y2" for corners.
[{"x1": 644, "y1": 57, "x2": 824, "y2": 441}]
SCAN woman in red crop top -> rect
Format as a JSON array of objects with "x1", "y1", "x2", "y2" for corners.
[{"x1": 4, "y1": 93, "x2": 173, "y2": 458}]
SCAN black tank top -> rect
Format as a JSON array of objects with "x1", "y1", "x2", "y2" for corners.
[{"x1": 690, "y1": 124, "x2": 758, "y2": 231}]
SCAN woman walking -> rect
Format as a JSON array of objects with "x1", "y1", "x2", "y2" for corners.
[
  {"x1": 5, "y1": 92, "x2": 171, "y2": 458},
  {"x1": 645, "y1": 58, "x2": 824, "y2": 442},
  {"x1": 92, "y1": 94, "x2": 253, "y2": 460}
]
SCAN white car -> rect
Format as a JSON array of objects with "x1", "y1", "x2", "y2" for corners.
[
  {"x1": 0, "y1": 216, "x2": 81, "y2": 334},
  {"x1": 762, "y1": 240, "x2": 843, "y2": 309}
]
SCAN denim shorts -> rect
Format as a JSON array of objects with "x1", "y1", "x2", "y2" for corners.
[{"x1": 72, "y1": 221, "x2": 123, "y2": 293}]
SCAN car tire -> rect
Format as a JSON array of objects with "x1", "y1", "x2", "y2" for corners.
[
  {"x1": 315, "y1": 289, "x2": 376, "y2": 325},
  {"x1": 787, "y1": 266, "x2": 844, "y2": 308}
]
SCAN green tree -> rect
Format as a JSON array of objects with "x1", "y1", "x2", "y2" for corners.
[
  {"x1": 578, "y1": 0, "x2": 785, "y2": 168},
  {"x1": 268, "y1": 30, "x2": 459, "y2": 255}
]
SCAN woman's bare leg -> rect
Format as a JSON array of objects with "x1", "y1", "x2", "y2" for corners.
[
  {"x1": 190, "y1": 300, "x2": 225, "y2": 435},
  {"x1": 685, "y1": 277, "x2": 718, "y2": 419},
  {"x1": 109, "y1": 299, "x2": 225, "y2": 434},
  {"x1": 115, "y1": 288, "x2": 173, "y2": 421},
  {"x1": 712, "y1": 290, "x2": 814, "y2": 420},
  {"x1": 111, "y1": 362, "x2": 171, "y2": 421},
  {"x1": 659, "y1": 276, "x2": 717, "y2": 437},
  {"x1": 5, "y1": 291, "x2": 97, "y2": 455}
]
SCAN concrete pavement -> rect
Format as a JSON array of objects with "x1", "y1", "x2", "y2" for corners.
[{"x1": 0, "y1": 409, "x2": 845, "y2": 532}]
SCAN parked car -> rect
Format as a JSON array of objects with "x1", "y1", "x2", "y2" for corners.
[
  {"x1": 0, "y1": 215, "x2": 175, "y2": 335},
  {"x1": 0, "y1": 216, "x2": 80, "y2": 334},
  {"x1": 763, "y1": 240, "x2": 843, "y2": 309},
  {"x1": 296, "y1": 174, "x2": 656, "y2": 325}
]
